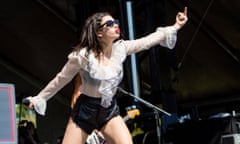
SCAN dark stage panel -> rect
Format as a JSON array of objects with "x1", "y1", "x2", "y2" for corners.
[{"x1": 164, "y1": 116, "x2": 240, "y2": 144}]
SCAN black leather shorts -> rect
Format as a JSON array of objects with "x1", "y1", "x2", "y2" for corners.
[{"x1": 71, "y1": 94, "x2": 120, "y2": 134}]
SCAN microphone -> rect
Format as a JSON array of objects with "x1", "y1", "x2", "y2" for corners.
[{"x1": 22, "y1": 98, "x2": 30, "y2": 107}]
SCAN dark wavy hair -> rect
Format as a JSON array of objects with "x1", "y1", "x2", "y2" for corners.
[{"x1": 73, "y1": 12, "x2": 111, "y2": 59}]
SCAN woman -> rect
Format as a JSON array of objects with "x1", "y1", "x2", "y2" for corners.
[{"x1": 25, "y1": 7, "x2": 188, "y2": 144}]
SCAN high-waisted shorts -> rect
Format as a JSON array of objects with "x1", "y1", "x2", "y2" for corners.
[{"x1": 71, "y1": 94, "x2": 120, "y2": 134}]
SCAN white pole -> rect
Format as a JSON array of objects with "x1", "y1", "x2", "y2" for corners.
[{"x1": 126, "y1": 1, "x2": 140, "y2": 98}]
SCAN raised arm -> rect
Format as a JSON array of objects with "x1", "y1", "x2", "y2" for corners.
[{"x1": 123, "y1": 7, "x2": 188, "y2": 55}]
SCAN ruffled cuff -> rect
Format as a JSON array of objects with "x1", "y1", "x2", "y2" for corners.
[
  {"x1": 27, "y1": 96, "x2": 47, "y2": 116},
  {"x1": 158, "y1": 26, "x2": 177, "y2": 49}
]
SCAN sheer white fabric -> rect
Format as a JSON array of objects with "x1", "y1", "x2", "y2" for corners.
[{"x1": 27, "y1": 26, "x2": 177, "y2": 115}]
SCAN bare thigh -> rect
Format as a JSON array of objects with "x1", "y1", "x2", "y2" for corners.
[
  {"x1": 62, "y1": 118, "x2": 88, "y2": 144},
  {"x1": 101, "y1": 115, "x2": 133, "y2": 144}
]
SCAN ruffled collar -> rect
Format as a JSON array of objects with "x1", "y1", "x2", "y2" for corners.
[{"x1": 79, "y1": 40, "x2": 126, "y2": 80}]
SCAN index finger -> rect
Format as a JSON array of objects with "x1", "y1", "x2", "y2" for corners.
[{"x1": 184, "y1": 7, "x2": 188, "y2": 15}]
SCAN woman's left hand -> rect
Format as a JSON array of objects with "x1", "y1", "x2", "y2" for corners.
[{"x1": 174, "y1": 7, "x2": 188, "y2": 30}]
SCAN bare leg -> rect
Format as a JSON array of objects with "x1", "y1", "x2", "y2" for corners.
[
  {"x1": 101, "y1": 115, "x2": 133, "y2": 144},
  {"x1": 62, "y1": 118, "x2": 88, "y2": 144}
]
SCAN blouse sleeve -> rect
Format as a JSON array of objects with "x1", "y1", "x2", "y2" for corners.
[
  {"x1": 27, "y1": 52, "x2": 82, "y2": 115},
  {"x1": 123, "y1": 26, "x2": 177, "y2": 55}
]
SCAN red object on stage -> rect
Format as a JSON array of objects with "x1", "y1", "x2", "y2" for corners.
[{"x1": 0, "y1": 84, "x2": 17, "y2": 144}]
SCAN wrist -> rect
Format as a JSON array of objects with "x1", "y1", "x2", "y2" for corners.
[{"x1": 173, "y1": 23, "x2": 181, "y2": 31}]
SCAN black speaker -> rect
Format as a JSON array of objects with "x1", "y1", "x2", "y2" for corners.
[{"x1": 0, "y1": 83, "x2": 17, "y2": 144}]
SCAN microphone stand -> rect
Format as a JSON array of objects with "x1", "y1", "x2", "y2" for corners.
[{"x1": 118, "y1": 87, "x2": 171, "y2": 144}]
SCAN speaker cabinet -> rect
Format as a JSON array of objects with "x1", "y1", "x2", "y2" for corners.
[
  {"x1": 165, "y1": 117, "x2": 239, "y2": 144},
  {"x1": 221, "y1": 134, "x2": 240, "y2": 144},
  {"x1": 0, "y1": 84, "x2": 17, "y2": 144}
]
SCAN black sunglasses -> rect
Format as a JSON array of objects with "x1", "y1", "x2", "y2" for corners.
[{"x1": 99, "y1": 20, "x2": 120, "y2": 28}]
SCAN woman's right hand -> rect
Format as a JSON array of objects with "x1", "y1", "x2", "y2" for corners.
[
  {"x1": 22, "y1": 98, "x2": 34, "y2": 109},
  {"x1": 22, "y1": 96, "x2": 47, "y2": 115}
]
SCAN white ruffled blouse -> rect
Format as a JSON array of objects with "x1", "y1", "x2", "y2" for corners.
[{"x1": 27, "y1": 26, "x2": 177, "y2": 115}]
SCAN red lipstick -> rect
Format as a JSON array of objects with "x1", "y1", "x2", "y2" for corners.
[{"x1": 116, "y1": 28, "x2": 120, "y2": 34}]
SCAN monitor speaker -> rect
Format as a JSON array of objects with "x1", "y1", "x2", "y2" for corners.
[
  {"x1": 0, "y1": 83, "x2": 17, "y2": 144},
  {"x1": 165, "y1": 116, "x2": 239, "y2": 144},
  {"x1": 221, "y1": 134, "x2": 240, "y2": 144}
]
